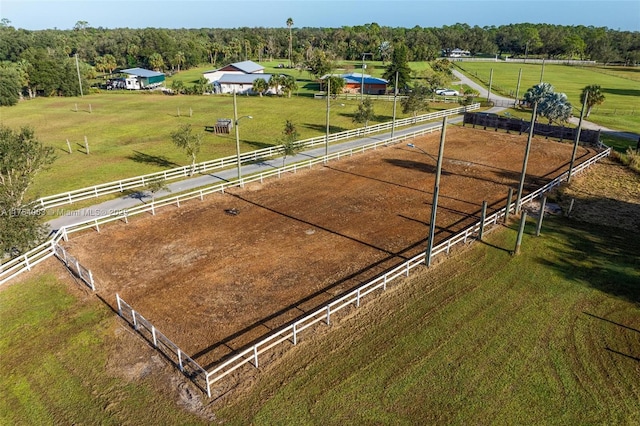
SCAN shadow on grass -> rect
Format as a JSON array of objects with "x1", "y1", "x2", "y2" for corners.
[
  {"x1": 127, "y1": 151, "x2": 180, "y2": 168},
  {"x1": 303, "y1": 123, "x2": 349, "y2": 133},
  {"x1": 243, "y1": 139, "x2": 276, "y2": 150},
  {"x1": 605, "y1": 347, "x2": 640, "y2": 362},
  {"x1": 534, "y1": 215, "x2": 640, "y2": 304},
  {"x1": 602, "y1": 88, "x2": 640, "y2": 97}
]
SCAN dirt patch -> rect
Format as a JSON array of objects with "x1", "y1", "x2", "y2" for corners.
[
  {"x1": 554, "y1": 158, "x2": 640, "y2": 232},
  {"x1": 63, "y1": 126, "x2": 597, "y2": 371}
]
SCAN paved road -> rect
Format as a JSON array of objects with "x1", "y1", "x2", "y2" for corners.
[
  {"x1": 47, "y1": 113, "x2": 470, "y2": 231},
  {"x1": 48, "y1": 71, "x2": 637, "y2": 231},
  {"x1": 454, "y1": 69, "x2": 639, "y2": 142}
]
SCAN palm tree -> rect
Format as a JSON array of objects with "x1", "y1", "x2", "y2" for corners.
[
  {"x1": 523, "y1": 82, "x2": 555, "y2": 121},
  {"x1": 280, "y1": 75, "x2": 298, "y2": 98},
  {"x1": 269, "y1": 74, "x2": 284, "y2": 96},
  {"x1": 252, "y1": 78, "x2": 268, "y2": 97},
  {"x1": 286, "y1": 17, "x2": 294, "y2": 68},
  {"x1": 172, "y1": 51, "x2": 185, "y2": 72},
  {"x1": 580, "y1": 85, "x2": 605, "y2": 117},
  {"x1": 539, "y1": 92, "x2": 572, "y2": 124},
  {"x1": 148, "y1": 53, "x2": 165, "y2": 72}
]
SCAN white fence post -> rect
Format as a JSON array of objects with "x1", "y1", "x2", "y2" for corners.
[
  {"x1": 292, "y1": 323, "x2": 297, "y2": 345},
  {"x1": 326, "y1": 306, "x2": 331, "y2": 325},
  {"x1": 178, "y1": 349, "x2": 184, "y2": 371},
  {"x1": 116, "y1": 293, "x2": 122, "y2": 315},
  {"x1": 152, "y1": 326, "x2": 157, "y2": 347},
  {"x1": 253, "y1": 346, "x2": 259, "y2": 368},
  {"x1": 132, "y1": 310, "x2": 138, "y2": 330}
]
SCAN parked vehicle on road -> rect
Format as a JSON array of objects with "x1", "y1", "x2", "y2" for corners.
[{"x1": 438, "y1": 89, "x2": 459, "y2": 96}]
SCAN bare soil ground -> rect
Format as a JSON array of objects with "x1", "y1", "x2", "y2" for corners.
[
  {"x1": 554, "y1": 157, "x2": 640, "y2": 232},
  {"x1": 63, "y1": 127, "x2": 596, "y2": 370}
]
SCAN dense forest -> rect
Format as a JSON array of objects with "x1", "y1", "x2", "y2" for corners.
[{"x1": 0, "y1": 19, "x2": 638, "y2": 104}]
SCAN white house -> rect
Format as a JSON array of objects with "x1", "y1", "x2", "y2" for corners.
[
  {"x1": 215, "y1": 73, "x2": 280, "y2": 95},
  {"x1": 203, "y1": 60, "x2": 265, "y2": 85}
]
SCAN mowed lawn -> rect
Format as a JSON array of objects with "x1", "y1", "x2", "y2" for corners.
[
  {"x1": 1, "y1": 90, "x2": 423, "y2": 198},
  {"x1": 455, "y1": 62, "x2": 640, "y2": 134},
  {"x1": 1, "y1": 215, "x2": 638, "y2": 424}
]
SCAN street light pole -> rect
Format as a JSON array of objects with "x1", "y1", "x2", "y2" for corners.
[
  {"x1": 325, "y1": 77, "x2": 330, "y2": 159},
  {"x1": 360, "y1": 52, "x2": 372, "y2": 102},
  {"x1": 391, "y1": 71, "x2": 398, "y2": 140},
  {"x1": 233, "y1": 91, "x2": 252, "y2": 182}
]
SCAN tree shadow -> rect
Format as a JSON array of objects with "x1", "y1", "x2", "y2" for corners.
[
  {"x1": 127, "y1": 151, "x2": 179, "y2": 168},
  {"x1": 384, "y1": 158, "x2": 451, "y2": 175},
  {"x1": 602, "y1": 88, "x2": 640, "y2": 97},
  {"x1": 303, "y1": 123, "x2": 349, "y2": 133},
  {"x1": 243, "y1": 139, "x2": 276, "y2": 151},
  {"x1": 534, "y1": 215, "x2": 640, "y2": 305},
  {"x1": 303, "y1": 82, "x2": 320, "y2": 91}
]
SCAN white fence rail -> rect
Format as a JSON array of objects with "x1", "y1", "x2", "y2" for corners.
[
  {"x1": 108, "y1": 147, "x2": 612, "y2": 397},
  {"x1": 7, "y1": 144, "x2": 609, "y2": 396},
  {"x1": 53, "y1": 244, "x2": 95, "y2": 291},
  {"x1": 198, "y1": 146, "x2": 612, "y2": 393},
  {"x1": 116, "y1": 294, "x2": 209, "y2": 393},
  {"x1": 0, "y1": 127, "x2": 610, "y2": 289},
  {"x1": 35, "y1": 104, "x2": 479, "y2": 210},
  {"x1": 0, "y1": 122, "x2": 442, "y2": 286}
]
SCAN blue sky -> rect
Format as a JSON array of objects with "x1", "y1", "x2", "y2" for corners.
[{"x1": 2, "y1": 0, "x2": 639, "y2": 31}]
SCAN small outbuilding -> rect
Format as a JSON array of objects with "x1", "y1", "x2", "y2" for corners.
[
  {"x1": 120, "y1": 68, "x2": 165, "y2": 90},
  {"x1": 320, "y1": 73, "x2": 388, "y2": 95}
]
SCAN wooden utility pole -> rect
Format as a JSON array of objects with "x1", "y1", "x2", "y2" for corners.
[
  {"x1": 479, "y1": 201, "x2": 488, "y2": 240},
  {"x1": 426, "y1": 116, "x2": 447, "y2": 267},
  {"x1": 568, "y1": 91, "x2": 588, "y2": 183},
  {"x1": 75, "y1": 54, "x2": 83, "y2": 97},
  {"x1": 487, "y1": 68, "x2": 493, "y2": 102},
  {"x1": 514, "y1": 211, "x2": 528, "y2": 255},
  {"x1": 515, "y1": 102, "x2": 538, "y2": 214},
  {"x1": 515, "y1": 68, "x2": 522, "y2": 104},
  {"x1": 504, "y1": 187, "x2": 514, "y2": 224},
  {"x1": 535, "y1": 196, "x2": 547, "y2": 236}
]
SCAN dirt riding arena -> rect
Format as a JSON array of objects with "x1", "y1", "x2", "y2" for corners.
[{"x1": 64, "y1": 127, "x2": 596, "y2": 369}]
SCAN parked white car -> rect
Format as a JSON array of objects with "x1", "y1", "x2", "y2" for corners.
[{"x1": 438, "y1": 89, "x2": 459, "y2": 96}]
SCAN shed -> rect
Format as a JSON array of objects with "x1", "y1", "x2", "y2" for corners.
[
  {"x1": 120, "y1": 68, "x2": 165, "y2": 90},
  {"x1": 320, "y1": 73, "x2": 388, "y2": 95}
]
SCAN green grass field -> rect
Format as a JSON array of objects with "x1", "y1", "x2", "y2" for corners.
[
  {"x1": 454, "y1": 62, "x2": 640, "y2": 134},
  {"x1": 2, "y1": 216, "x2": 638, "y2": 424},
  {"x1": 1, "y1": 61, "x2": 637, "y2": 200},
  {"x1": 0, "y1": 90, "x2": 425, "y2": 198}
]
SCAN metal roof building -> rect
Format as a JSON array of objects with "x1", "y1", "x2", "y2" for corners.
[{"x1": 119, "y1": 68, "x2": 165, "y2": 90}]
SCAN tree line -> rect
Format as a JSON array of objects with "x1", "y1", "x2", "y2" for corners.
[{"x1": 0, "y1": 18, "x2": 638, "y2": 104}]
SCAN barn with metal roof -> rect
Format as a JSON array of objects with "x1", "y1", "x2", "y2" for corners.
[{"x1": 120, "y1": 68, "x2": 165, "y2": 90}]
